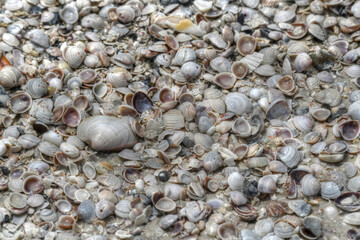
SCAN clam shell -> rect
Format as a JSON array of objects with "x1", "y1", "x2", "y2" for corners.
[
  {"x1": 225, "y1": 93, "x2": 252, "y2": 115},
  {"x1": 26, "y1": 29, "x2": 50, "y2": 48},
  {"x1": 63, "y1": 46, "x2": 86, "y2": 69},
  {"x1": 300, "y1": 174, "x2": 321, "y2": 196},
  {"x1": 7, "y1": 92, "x2": 32, "y2": 114},
  {"x1": 77, "y1": 115, "x2": 137, "y2": 151},
  {"x1": 27, "y1": 194, "x2": 44, "y2": 208},
  {"x1": 0, "y1": 66, "x2": 22, "y2": 89},
  {"x1": 163, "y1": 109, "x2": 185, "y2": 130},
  {"x1": 237, "y1": 35, "x2": 256, "y2": 56}
]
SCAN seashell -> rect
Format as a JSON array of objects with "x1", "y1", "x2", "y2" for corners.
[
  {"x1": 172, "y1": 48, "x2": 196, "y2": 66},
  {"x1": 229, "y1": 191, "x2": 248, "y2": 206},
  {"x1": 5, "y1": 0, "x2": 23, "y2": 11},
  {"x1": 40, "y1": 209, "x2": 58, "y2": 222},
  {"x1": 232, "y1": 203, "x2": 258, "y2": 221},
  {"x1": 107, "y1": 72, "x2": 130, "y2": 88},
  {"x1": 278, "y1": 145, "x2": 301, "y2": 168},
  {"x1": 96, "y1": 199, "x2": 115, "y2": 219},
  {"x1": 164, "y1": 183, "x2": 187, "y2": 201},
  {"x1": 185, "y1": 200, "x2": 211, "y2": 223},
  {"x1": 203, "y1": 151, "x2": 222, "y2": 173},
  {"x1": 254, "y1": 64, "x2": 276, "y2": 77},
  {"x1": 348, "y1": 101, "x2": 360, "y2": 120},
  {"x1": 7, "y1": 93, "x2": 32, "y2": 114},
  {"x1": 63, "y1": 46, "x2": 86, "y2": 69},
  {"x1": 335, "y1": 192, "x2": 360, "y2": 212},
  {"x1": 117, "y1": 6, "x2": 135, "y2": 23},
  {"x1": 258, "y1": 175, "x2": 277, "y2": 194},
  {"x1": 17, "y1": 134, "x2": 40, "y2": 149},
  {"x1": 348, "y1": 176, "x2": 360, "y2": 192},
  {"x1": 181, "y1": 62, "x2": 201, "y2": 80},
  {"x1": 218, "y1": 223, "x2": 238, "y2": 240},
  {"x1": 273, "y1": 220, "x2": 295, "y2": 239},
  {"x1": 59, "y1": 4, "x2": 79, "y2": 24},
  {"x1": 78, "y1": 200, "x2": 96, "y2": 223},
  {"x1": 28, "y1": 161, "x2": 49, "y2": 174},
  {"x1": 75, "y1": 189, "x2": 90, "y2": 202},
  {"x1": 225, "y1": 93, "x2": 252, "y2": 116},
  {"x1": 268, "y1": 160, "x2": 287, "y2": 173},
  {"x1": 27, "y1": 194, "x2": 44, "y2": 208},
  {"x1": 155, "y1": 197, "x2": 176, "y2": 212},
  {"x1": 232, "y1": 117, "x2": 251, "y2": 138},
  {"x1": 275, "y1": 75, "x2": 296, "y2": 95},
  {"x1": 231, "y1": 61, "x2": 248, "y2": 79},
  {"x1": 115, "y1": 199, "x2": 131, "y2": 218},
  {"x1": 254, "y1": 218, "x2": 274, "y2": 237},
  {"x1": 26, "y1": 29, "x2": 50, "y2": 48},
  {"x1": 300, "y1": 174, "x2": 321, "y2": 196},
  {"x1": 67, "y1": 77, "x2": 82, "y2": 90},
  {"x1": 77, "y1": 115, "x2": 137, "y2": 151},
  {"x1": 321, "y1": 181, "x2": 340, "y2": 200},
  {"x1": 97, "y1": 174, "x2": 122, "y2": 190},
  {"x1": 228, "y1": 172, "x2": 245, "y2": 191},
  {"x1": 308, "y1": 23, "x2": 327, "y2": 41},
  {"x1": 79, "y1": 69, "x2": 97, "y2": 84},
  {"x1": 346, "y1": 65, "x2": 360, "y2": 78},
  {"x1": 132, "y1": 91, "x2": 153, "y2": 114},
  {"x1": 43, "y1": 131, "x2": 63, "y2": 146},
  {"x1": 213, "y1": 72, "x2": 236, "y2": 90},
  {"x1": 187, "y1": 182, "x2": 206, "y2": 200},
  {"x1": 55, "y1": 199, "x2": 72, "y2": 214},
  {"x1": 58, "y1": 215, "x2": 75, "y2": 230},
  {"x1": 163, "y1": 109, "x2": 185, "y2": 130},
  {"x1": 22, "y1": 175, "x2": 43, "y2": 194},
  {"x1": 340, "y1": 121, "x2": 360, "y2": 141},
  {"x1": 165, "y1": 34, "x2": 179, "y2": 50},
  {"x1": 210, "y1": 57, "x2": 231, "y2": 73},
  {"x1": 292, "y1": 115, "x2": 314, "y2": 133},
  {"x1": 288, "y1": 200, "x2": 311, "y2": 217},
  {"x1": 265, "y1": 201, "x2": 293, "y2": 218},
  {"x1": 266, "y1": 99, "x2": 291, "y2": 121},
  {"x1": 9, "y1": 192, "x2": 27, "y2": 209},
  {"x1": 0, "y1": 66, "x2": 22, "y2": 89},
  {"x1": 60, "y1": 142, "x2": 80, "y2": 158},
  {"x1": 194, "y1": 0, "x2": 212, "y2": 13},
  {"x1": 83, "y1": 162, "x2": 96, "y2": 179},
  {"x1": 274, "y1": 10, "x2": 296, "y2": 23},
  {"x1": 344, "y1": 212, "x2": 360, "y2": 226},
  {"x1": 62, "y1": 107, "x2": 81, "y2": 127},
  {"x1": 2, "y1": 33, "x2": 19, "y2": 47},
  {"x1": 203, "y1": 31, "x2": 227, "y2": 49},
  {"x1": 159, "y1": 215, "x2": 178, "y2": 229},
  {"x1": 38, "y1": 141, "x2": 60, "y2": 156},
  {"x1": 237, "y1": 35, "x2": 256, "y2": 56},
  {"x1": 294, "y1": 53, "x2": 312, "y2": 73},
  {"x1": 310, "y1": 108, "x2": 331, "y2": 122},
  {"x1": 286, "y1": 23, "x2": 308, "y2": 39},
  {"x1": 341, "y1": 162, "x2": 357, "y2": 178}
]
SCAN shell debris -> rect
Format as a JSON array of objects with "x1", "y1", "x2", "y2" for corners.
[{"x1": 0, "y1": 0, "x2": 360, "y2": 239}]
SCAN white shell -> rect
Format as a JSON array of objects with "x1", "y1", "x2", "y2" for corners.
[
  {"x1": 225, "y1": 93, "x2": 252, "y2": 115},
  {"x1": 77, "y1": 116, "x2": 137, "y2": 151}
]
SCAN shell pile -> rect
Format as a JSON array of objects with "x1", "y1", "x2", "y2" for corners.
[{"x1": 3, "y1": 0, "x2": 360, "y2": 239}]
